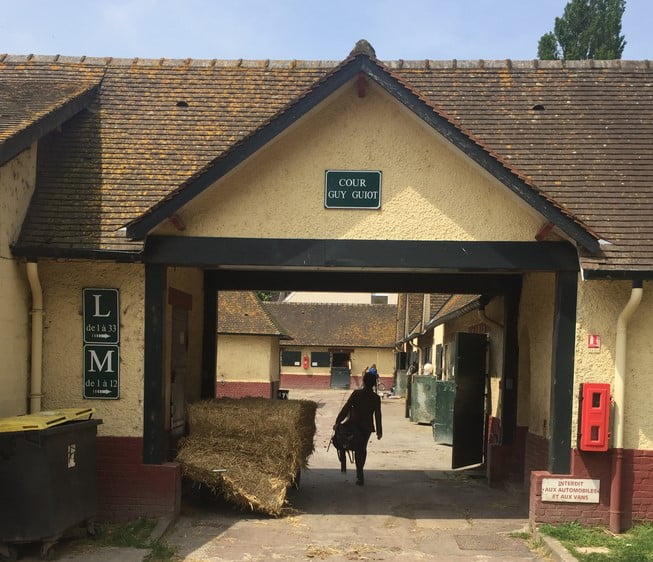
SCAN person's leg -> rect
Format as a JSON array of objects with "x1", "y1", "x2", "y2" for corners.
[{"x1": 354, "y1": 432, "x2": 371, "y2": 485}]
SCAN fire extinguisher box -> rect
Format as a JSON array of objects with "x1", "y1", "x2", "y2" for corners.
[{"x1": 578, "y1": 383, "x2": 611, "y2": 452}]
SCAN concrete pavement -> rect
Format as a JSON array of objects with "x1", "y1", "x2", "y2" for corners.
[{"x1": 164, "y1": 388, "x2": 544, "y2": 560}]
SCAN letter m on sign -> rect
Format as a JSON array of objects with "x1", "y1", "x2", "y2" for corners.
[{"x1": 83, "y1": 344, "x2": 120, "y2": 399}]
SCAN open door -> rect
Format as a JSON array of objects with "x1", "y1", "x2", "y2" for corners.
[
  {"x1": 170, "y1": 307, "x2": 188, "y2": 447},
  {"x1": 452, "y1": 332, "x2": 487, "y2": 469},
  {"x1": 330, "y1": 351, "x2": 351, "y2": 388}
]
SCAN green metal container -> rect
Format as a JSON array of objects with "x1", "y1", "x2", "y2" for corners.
[
  {"x1": 410, "y1": 375, "x2": 437, "y2": 424},
  {"x1": 432, "y1": 380, "x2": 456, "y2": 445}
]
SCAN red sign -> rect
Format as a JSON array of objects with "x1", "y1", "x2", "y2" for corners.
[{"x1": 587, "y1": 334, "x2": 601, "y2": 352}]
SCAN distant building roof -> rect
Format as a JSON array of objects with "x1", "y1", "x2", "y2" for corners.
[
  {"x1": 264, "y1": 302, "x2": 397, "y2": 348},
  {"x1": 217, "y1": 291, "x2": 289, "y2": 338}
]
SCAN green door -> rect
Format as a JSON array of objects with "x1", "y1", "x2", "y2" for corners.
[
  {"x1": 452, "y1": 332, "x2": 487, "y2": 469},
  {"x1": 433, "y1": 380, "x2": 456, "y2": 444}
]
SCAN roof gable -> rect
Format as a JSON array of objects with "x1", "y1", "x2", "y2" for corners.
[
  {"x1": 0, "y1": 76, "x2": 99, "y2": 166},
  {"x1": 125, "y1": 41, "x2": 599, "y2": 256}
]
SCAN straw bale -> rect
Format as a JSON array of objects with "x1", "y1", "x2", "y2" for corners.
[{"x1": 177, "y1": 398, "x2": 317, "y2": 515}]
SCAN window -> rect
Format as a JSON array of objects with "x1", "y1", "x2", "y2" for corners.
[
  {"x1": 281, "y1": 350, "x2": 302, "y2": 366},
  {"x1": 311, "y1": 351, "x2": 330, "y2": 367},
  {"x1": 371, "y1": 294, "x2": 388, "y2": 304}
]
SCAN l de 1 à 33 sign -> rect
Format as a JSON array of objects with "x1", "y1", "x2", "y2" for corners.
[
  {"x1": 83, "y1": 288, "x2": 119, "y2": 344},
  {"x1": 324, "y1": 170, "x2": 382, "y2": 209}
]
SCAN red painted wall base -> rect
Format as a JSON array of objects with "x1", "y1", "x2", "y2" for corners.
[
  {"x1": 97, "y1": 437, "x2": 181, "y2": 522},
  {"x1": 528, "y1": 439, "x2": 653, "y2": 529}
]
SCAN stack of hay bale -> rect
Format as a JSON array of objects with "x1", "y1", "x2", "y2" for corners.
[{"x1": 176, "y1": 397, "x2": 317, "y2": 516}]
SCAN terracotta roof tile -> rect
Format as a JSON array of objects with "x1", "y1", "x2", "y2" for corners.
[
  {"x1": 2, "y1": 56, "x2": 651, "y2": 272},
  {"x1": 432, "y1": 295, "x2": 482, "y2": 326},
  {"x1": 217, "y1": 291, "x2": 288, "y2": 337},
  {"x1": 0, "y1": 67, "x2": 101, "y2": 165},
  {"x1": 264, "y1": 302, "x2": 397, "y2": 348}
]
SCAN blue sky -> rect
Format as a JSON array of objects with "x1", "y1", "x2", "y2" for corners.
[{"x1": 1, "y1": 0, "x2": 649, "y2": 61}]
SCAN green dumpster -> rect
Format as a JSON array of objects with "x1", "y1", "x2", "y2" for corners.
[
  {"x1": 410, "y1": 375, "x2": 437, "y2": 424},
  {"x1": 394, "y1": 369, "x2": 407, "y2": 398},
  {"x1": 0, "y1": 408, "x2": 101, "y2": 559},
  {"x1": 432, "y1": 380, "x2": 456, "y2": 445}
]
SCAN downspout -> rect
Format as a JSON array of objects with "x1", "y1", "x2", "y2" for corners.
[
  {"x1": 26, "y1": 262, "x2": 43, "y2": 413},
  {"x1": 609, "y1": 280, "x2": 643, "y2": 533}
]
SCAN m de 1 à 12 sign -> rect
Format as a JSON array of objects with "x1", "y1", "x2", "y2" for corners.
[
  {"x1": 324, "y1": 170, "x2": 381, "y2": 209},
  {"x1": 83, "y1": 288, "x2": 120, "y2": 399}
]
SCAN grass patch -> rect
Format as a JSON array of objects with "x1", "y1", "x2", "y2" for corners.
[
  {"x1": 539, "y1": 521, "x2": 653, "y2": 561},
  {"x1": 93, "y1": 518, "x2": 177, "y2": 561}
]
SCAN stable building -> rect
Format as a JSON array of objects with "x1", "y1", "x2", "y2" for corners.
[
  {"x1": 216, "y1": 291, "x2": 290, "y2": 399},
  {"x1": 264, "y1": 301, "x2": 397, "y2": 390},
  {"x1": 1, "y1": 41, "x2": 652, "y2": 530}
]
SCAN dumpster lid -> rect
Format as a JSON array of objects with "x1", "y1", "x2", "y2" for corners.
[{"x1": 0, "y1": 408, "x2": 96, "y2": 433}]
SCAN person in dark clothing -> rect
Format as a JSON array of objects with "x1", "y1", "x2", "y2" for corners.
[{"x1": 333, "y1": 371, "x2": 382, "y2": 485}]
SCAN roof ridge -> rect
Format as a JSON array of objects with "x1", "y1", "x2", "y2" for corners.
[{"x1": 1, "y1": 54, "x2": 651, "y2": 70}]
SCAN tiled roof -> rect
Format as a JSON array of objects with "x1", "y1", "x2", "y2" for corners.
[
  {"x1": 431, "y1": 295, "x2": 483, "y2": 327},
  {"x1": 217, "y1": 291, "x2": 288, "y2": 337},
  {"x1": 264, "y1": 302, "x2": 397, "y2": 348},
  {"x1": 2, "y1": 53, "x2": 652, "y2": 272},
  {"x1": 429, "y1": 294, "x2": 451, "y2": 318},
  {"x1": 406, "y1": 293, "x2": 424, "y2": 336},
  {"x1": 0, "y1": 62, "x2": 101, "y2": 165}
]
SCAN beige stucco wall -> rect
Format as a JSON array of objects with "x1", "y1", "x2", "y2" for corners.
[
  {"x1": 280, "y1": 346, "x2": 394, "y2": 378},
  {"x1": 166, "y1": 267, "x2": 204, "y2": 406},
  {"x1": 39, "y1": 261, "x2": 145, "y2": 437},
  {"x1": 216, "y1": 335, "x2": 280, "y2": 383},
  {"x1": 155, "y1": 79, "x2": 546, "y2": 243},
  {"x1": 575, "y1": 279, "x2": 653, "y2": 450},
  {"x1": 519, "y1": 273, "x2": 556, "y2": 437},
  {"x1": 0, "y1": 146, "x2": 36, "y2": 416}
]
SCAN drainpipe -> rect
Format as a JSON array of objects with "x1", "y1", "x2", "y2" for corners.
[
  {"x1": 26, "y1": 262, "x2": 43, "y2": 413},
  {"x1": 609, "y1": 280, "x2": 643, "y2": 533}
]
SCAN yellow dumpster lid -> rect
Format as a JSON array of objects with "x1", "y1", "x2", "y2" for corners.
[{"x1": 0, "y1": 408, "x2": 96, "y2": 433}]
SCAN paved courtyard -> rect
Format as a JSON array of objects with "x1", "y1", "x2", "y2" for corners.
[{"x1": 163, "y1": 388, "x2": 542, "y2": 561}]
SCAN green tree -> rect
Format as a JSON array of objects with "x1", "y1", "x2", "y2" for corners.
[{"x1": 537, "y1": 0, "x2": 626, "y2": 60}]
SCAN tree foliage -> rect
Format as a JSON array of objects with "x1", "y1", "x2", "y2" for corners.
[{"x1": 537, "y1": 0, "x2": 626, "y2": 60}]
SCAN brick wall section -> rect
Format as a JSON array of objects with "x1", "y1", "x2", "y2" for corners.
[
  {"x1": 96, "y1": 437, "x2": 181, "y2": 522},
  {"x1": 525, "y1": 432, "x2": 549, "y2": 488},
  {"x1": 622, "y1": 449, "x2": 653, "y2": 527},
  {"x1": 280, "y1": 373, "x2": 331, "y2": 389},
  {"x1": 486, "y1": 422, "x2": 528, "y2": 486},
  {"x1": 529, "y1": 448, "x2": 653, "y2": 528},
  {"x1": 215, "y1": 381, "x2": 274, "y2": 398}
]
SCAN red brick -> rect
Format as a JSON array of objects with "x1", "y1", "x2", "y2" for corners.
[{"x1": 96, "y1": 437, "x2": 181, "y2": 522}]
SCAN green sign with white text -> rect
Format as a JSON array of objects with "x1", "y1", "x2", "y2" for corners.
[
  {"x1": 83, "y1": 288, "x2": 119, "y2": 344},
  {"x1": 324, "y1": 170, "x2": 381, "y2": 209},
  {"x1": 83, "y1": 344, "x2": 120, "y2": 399}
]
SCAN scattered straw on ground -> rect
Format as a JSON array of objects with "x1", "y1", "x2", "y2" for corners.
[{"x1": 176, "y1": 398, "x2": 317, "y2": 516}]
